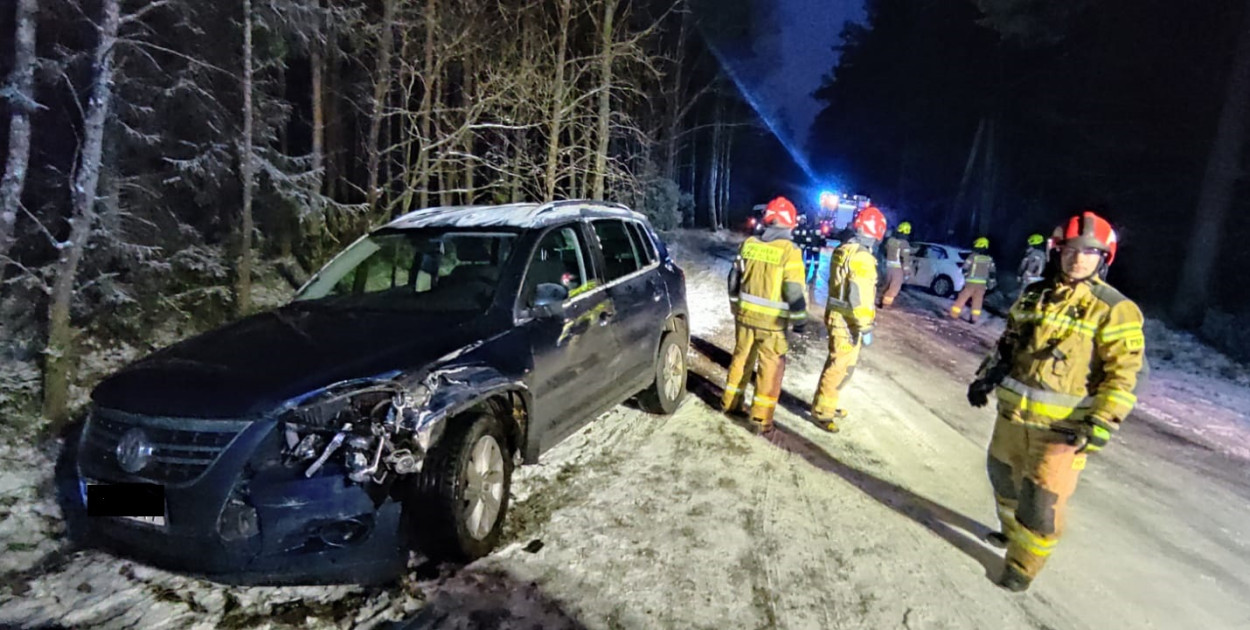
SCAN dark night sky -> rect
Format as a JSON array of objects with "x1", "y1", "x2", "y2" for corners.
[{"x1": 741, "y1": 0, "x2": 865, "y2": 159}]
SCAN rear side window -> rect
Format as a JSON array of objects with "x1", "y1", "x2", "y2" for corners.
[
  {"x1": 522, "y1": 227, "x2": 591, "y2": 306},
  {"x1": 626, "y1": 222, "x2": 657, "y2": 265},
  {"x1": 592, "y1": 220, "x2": 641, "y2": 281}
]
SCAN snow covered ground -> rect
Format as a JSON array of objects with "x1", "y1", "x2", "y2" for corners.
[{"x1": 2, "y1": 229, "x2": 1249, "y2": 629}]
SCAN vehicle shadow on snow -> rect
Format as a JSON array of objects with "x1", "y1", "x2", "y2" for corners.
[
  {"x1": 387, "y1": 567, "x2": 589, "y2": 630},
  {"x1": 687, "y1": 336, "x2": 1003, "y2": 579}
]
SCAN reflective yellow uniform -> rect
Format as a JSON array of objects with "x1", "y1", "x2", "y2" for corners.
[
  {"x1": 951, "y1": 253, "x2": 995, "y2": 322},
  {"x1": 880, "y1": 236, "x2": 911, "y2": 307},
  {"x1": 977, "y1": 277, "x2": 1146, "y2": 580},
  {"x1": 722, "y1": 230, "x2": 808, "y2": 425},
  {"x1": 812, "y1": 240, "x2": 877, "y2": 423}
]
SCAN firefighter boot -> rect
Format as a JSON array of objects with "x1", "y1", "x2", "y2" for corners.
[
  {"x1": 750, "y1": 419, "x2": 776, "y2": 437},
  {"x1": 813, "y1": 409, "x2": 848, "y2": 433},
  {"x1": 997, "y1": 563, "x2": 1032, "y2": 593}
]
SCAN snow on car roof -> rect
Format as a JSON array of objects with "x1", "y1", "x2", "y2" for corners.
[{"x1": 384, "y1": 201, "x2": 644, "y2": 230}]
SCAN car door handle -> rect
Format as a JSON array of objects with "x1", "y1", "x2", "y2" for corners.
[{"x1": 647, "y1": 279, "x2": 663, "y2": 302}]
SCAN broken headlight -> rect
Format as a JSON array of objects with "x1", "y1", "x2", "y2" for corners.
[{"x1": 279, "y1": 380, "x2": 435, "y2": 484}]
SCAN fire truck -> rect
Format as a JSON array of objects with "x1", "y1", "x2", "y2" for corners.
[{"x1": 818, "y1": 191, "x2": 871, "y2": 236}]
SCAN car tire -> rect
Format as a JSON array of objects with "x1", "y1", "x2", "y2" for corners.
[
  {"x1": 408, "y1": 412, "x2": 512, "y2": 562},
  {"x1": 931, "y1": 275, "x2": 954, "y2": 298},
  {"x1": 638, "y1": 332, "x2": 688, "y2": 415}
]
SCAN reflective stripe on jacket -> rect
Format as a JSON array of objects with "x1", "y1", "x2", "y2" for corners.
[
  {"x1": 884, "y1": 237, "x2": 911, "y2": 269},
  {"x1": 728, "y1": 231, "x2": 808, "y2": 330},
  {"x1": 976, "y1": 277, "x2": 1147, "y2": 430},
  {"x1": 826, "y1": 240, "x2": 878, "y2": 333},
  {"x1": 963, "y1": 253, "x2": 995, "y2": 284}
]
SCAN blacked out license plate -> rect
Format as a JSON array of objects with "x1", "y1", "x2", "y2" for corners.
[{"x1": 85, "y1": 481, "x2": 167, "y2": 527}]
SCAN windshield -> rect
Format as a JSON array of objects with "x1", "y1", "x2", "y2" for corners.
[{"x1": 295, "y1": 230, "x2": 517, "y2": 313}]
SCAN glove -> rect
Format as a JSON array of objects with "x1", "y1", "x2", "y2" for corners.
[
  {"x1": 1054, "y1": 419, "x2": 1112, "y2": 454},
  {"x1": 967, "y1": 379, "x2": 994, "y2": 408},
  {"x1": 861, "y1": 331, "x2": 873, "y2": 347}
]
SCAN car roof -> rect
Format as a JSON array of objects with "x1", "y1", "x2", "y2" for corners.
[
  {"x1": 916, "y1": 242, "x2": 970, "y2": 253},
  {"x1": 383, "y1": 200, "x2": 645, "y2": 231}
]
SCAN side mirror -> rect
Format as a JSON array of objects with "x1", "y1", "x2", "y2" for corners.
[{"x1": 532, "y1": 282, "x2": 569, "y2": 319}]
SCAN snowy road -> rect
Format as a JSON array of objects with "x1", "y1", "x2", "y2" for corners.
[{"x1": 2, "y1": 230, "x2": 1248, "y2": 629}]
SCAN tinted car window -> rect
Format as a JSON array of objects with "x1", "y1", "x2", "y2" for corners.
[
  {"x1": 296, "y1": 231, "x2": 515, "y2": 312},
  {"x1": 592, "y1": 220, "x2": 641, "y2": 281},
  {"x1": 626, "y1": 222, "x2": 657, "y2": 265},
  {"x1": 523, "y1": 226, "x2": 592, "y2": 306}
]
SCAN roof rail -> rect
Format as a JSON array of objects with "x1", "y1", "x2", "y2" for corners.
[{"x1": 533, "y1": 199, "x2": 633, "y2": 216}]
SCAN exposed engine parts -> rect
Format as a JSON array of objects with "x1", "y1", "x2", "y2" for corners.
[{"x1": 281, "y1": 379, "x2": 435, "y2": 485}]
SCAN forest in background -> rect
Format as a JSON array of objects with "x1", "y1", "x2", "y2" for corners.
[
  {"x1": 810, "y1": 0, "x2": 1250, "y2": 358},
  {"x1": 0, "y1": 0, "x2": 783, "y2": 434}
]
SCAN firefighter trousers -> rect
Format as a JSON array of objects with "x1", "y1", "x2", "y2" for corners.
[
  {"x1": 881, "y1": 267, "x2": 905, "y2": 307},
  {"x1": 951, "y1": 283, "x2": 987, "y2": 322},
  {"x1": 721, "y1": 323, "x2": 788, "y2": 424},
  {"x1": 987, "y1": 413, "x2": 1087, "y2": 580},
  {"x1": 811, "y1": 316, "x2": 862, "y2": 420}
]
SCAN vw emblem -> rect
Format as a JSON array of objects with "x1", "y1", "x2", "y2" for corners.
[{"x1": 116, "y1": 428, "x2": 154, "y2": 474}]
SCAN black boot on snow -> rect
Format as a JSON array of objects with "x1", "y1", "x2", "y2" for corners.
[
  {"x1": 749, "y1": 420, "x2": 775, "y2": 436},
  {"x1": 985, "y1": 531, "x2": 1009, "y2": 549},
  {"x1": 997, "y1": 565, "x2": 1032, "y2": 593}
]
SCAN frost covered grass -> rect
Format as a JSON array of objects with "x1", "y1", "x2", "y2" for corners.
[
  {"x1": 1144, "y1": 318, "x2": 1250, "y2": 385},
  {"x1": 0, "y1": 442, "x2": 62, "y2": 578}
]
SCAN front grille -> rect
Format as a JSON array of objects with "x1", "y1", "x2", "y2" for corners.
[{"x1": 82, "y1": 407, "x2": 253, "y2": 486}]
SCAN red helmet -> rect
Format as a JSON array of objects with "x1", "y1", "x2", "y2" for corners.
[
  {"x1": 1062, "y1": 211, "x2": 1118, "y2": 265},
  {"x1": 763, "y1": 196, "x2": 798, "y2": 228},
  {"x1": 852, "y1": 205, "x2": 887, "y2": 241}
]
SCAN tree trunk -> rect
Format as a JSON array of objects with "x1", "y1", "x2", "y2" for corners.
[
  {"x1": 975, "y1": 117, "x2": 998, "y2": 238},
  {"x1": 366, "y1": 0, "x2": 396, "y2": 217},
  {"x1": 310, "y1": 4, "x2": 324, "y2": 193},
  {"x1": 1173, "y1": 0, "x2": 1250, "y2": 325},
  {"x1": 416, "y1": 0, "x2": 438, "y2": 210},
  {"x1": 324, "y1": 29, "x2": 342, "y2": 201},
  {"x1": 510, "y1": 139, "x2": 524, "y2": 203},
  {"x1": 544, "y1": 0, "x2": 572, "y2": 201},
  {"x1": 592, "y1": 0, "x2": 618, "y2": 200},
  {"x1": 0, "y1": 0, "x2": 38, "y2": 262},
  {"x1": 234, "y1": 0, "x2": 256, "y2": 317},
  {"x1": 706, "y1": 99, "x2": 723, "y2": 229},
  {"x1": 43, "y1": 0, "x2": 120, "y2": 428},
  {"x1": 664, "y1": 4, "x2": 688, "y2": 181},
  {"x1": 949, "y1": 116, "x2": 986, "y2": 239},
  {"x1": 462, "y1": 51, "x2": 476, "y2": 205}
]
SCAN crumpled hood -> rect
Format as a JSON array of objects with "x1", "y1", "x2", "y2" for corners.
[{"x1": 92, "y1": 305, "x2": 500, "y2": 418}]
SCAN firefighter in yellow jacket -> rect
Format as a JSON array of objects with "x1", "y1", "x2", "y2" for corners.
[
  {"x1": 879, "y1": 221, "x2": 912, "y2": 307},
  {"x1": 951, "y1": 237, "x2": 995, "y2": 323},
  {"x1": 722, "y1": 196, "x2": 808, "y2": 435},
  {"x1": 811, "y1": 206, "x2": 887, "y2": 432},
  {"x1": 967, "y1": 210, "x2": 1146, "y2": 592}
]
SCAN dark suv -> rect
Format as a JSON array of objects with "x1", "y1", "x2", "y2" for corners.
[{"x1": 69, "y1": 201, "x2": 689, "y2": 584}]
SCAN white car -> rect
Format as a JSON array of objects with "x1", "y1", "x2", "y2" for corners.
[{"x1": 904, "y1": 242, "x2": 997, "y2": 297}]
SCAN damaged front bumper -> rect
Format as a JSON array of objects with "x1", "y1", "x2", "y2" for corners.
[{"x1": 75, "y1": 415, "x2": 410, "y2": 585}]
